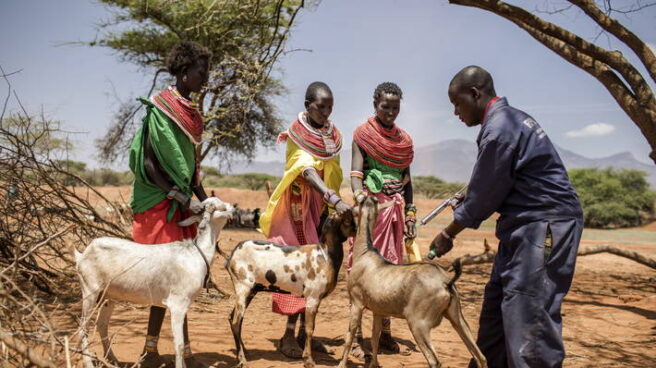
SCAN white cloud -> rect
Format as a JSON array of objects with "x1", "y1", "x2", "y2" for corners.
[{"x1": 566, "y1": 123, "x2": 615, "y2": 138}]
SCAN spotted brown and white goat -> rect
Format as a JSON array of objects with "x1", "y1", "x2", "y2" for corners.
[
  {"x1": 338, "y1": 197, "x2": 487, "y2": 368},
  {"x1": 226, "y1": 211, "x2": 357, "y2": 368}
]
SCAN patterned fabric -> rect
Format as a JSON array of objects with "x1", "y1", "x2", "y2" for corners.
[
  {"x1": 151, "y1": 86, "x2": 204, "y2": 144},
  {"x1": 259, "y1": 134, "x2": 342, "y2": 237},
  {"x1": 363, "y1": 156, "x2": 405, "y2": 196},
  {"x1": 272, "y1": 293, "x2": 306, "y2": 315},
  {"x1": 353, "y1": 116, "x2": 414, "y2": 169},
  {"x1": 277, "y1": 112, "x2": 342, "y2": 159}
]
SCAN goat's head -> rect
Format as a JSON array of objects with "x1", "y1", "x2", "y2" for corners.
[
  {"x1": 320, "y1": 209, "x2": 357, "y2": 244},
  {"x1": 177, "y1": 198, "x2": 234, "y2": 230},
  {"x1": 352, "y1": 196, "x2": 394, "y2": 238}
]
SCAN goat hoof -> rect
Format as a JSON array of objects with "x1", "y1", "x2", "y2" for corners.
[
  {"x1": 349, "y1": 341, "x2": 367, "y2": 360},
  {"x1": 302, "y1": 360, "x2": 316, "y2": 368},
  {"x1": 139, "y1": 351, "x2": 169, "y2": 368}
]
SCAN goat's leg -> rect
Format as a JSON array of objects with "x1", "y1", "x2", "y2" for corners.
[
  {"x1": 96, "y1": 299, "x2": 118, "y2": 364},
  {"x1": 230, "y1": 284, "x2": 252, "y2": 367},
  {"x1": 78, "y1": 286, "x2": 99, "y2": 368},
  {"x1": 368, "y1": 314, "x2": 383, "y2": 368},
  {"x1": 301, "y1": 299, "x2": 320, "y2": 368},
  {"x1": 337, "y1": 303, "x2": 364, "y2": 368},
  {"x1": 407, "y1": 319, "x2": 440, "y2": 368},
  {"x1": 169, "y1": 303, "x2": 189, "y2": 368},
  {"x1": 445, "y1": 295, "x2": 487, "y2": 368}
]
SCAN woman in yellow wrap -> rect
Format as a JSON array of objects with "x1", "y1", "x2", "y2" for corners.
[{"x1": 259, "y1": 81, "x2": 352, "y2": 358}]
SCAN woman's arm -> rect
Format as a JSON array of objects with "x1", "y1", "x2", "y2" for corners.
[
  {"x1": 303, "y1": 167, "x2": 352, "y2": 215},
  {"x1": 402, "y1": 167, "x2": 416, "y2": 239},
  {"x1": 143, "y1": 129, "x2": 196, "y2": 210},
  {"x1": 350, "y1": 140, "x2": 366, "y2": 204}
]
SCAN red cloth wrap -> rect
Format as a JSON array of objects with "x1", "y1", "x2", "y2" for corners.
[{"x1": 132, "y1": 199, "x2": 197, "y2": 244}]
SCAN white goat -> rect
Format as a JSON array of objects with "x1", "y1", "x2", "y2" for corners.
[
  {"x1": 226, "y1": 211, "x2": 357, "y2": 368},
  {"x1": 74, "y1": 198, "x2": 232, "y2": 368},
  {"x1": 338, "y1": 197, "x2": 487, "y2": 368}
]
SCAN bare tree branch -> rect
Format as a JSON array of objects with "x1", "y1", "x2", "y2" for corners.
[
  {"x1": 449, "y1": 0, "x2": 656, "y2": 163},
  {"x1": 569, "y1": 0, "x2": 656, "y2": 83}
]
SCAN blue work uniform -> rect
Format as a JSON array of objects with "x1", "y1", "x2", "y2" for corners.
[{"x1": 454, "y1": 97, "x2": 583, "y2": 368}]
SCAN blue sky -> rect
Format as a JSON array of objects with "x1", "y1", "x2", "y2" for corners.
[{"x1": 1, "y1": 0, "x2": 655, "y2": 168}]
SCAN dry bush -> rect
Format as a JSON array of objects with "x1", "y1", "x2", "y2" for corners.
[{"x1": 1, "y1": 112, "x2": 130, "y2": 366}]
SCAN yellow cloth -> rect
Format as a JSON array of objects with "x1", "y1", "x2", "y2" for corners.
[{"x1": 259, "y1": 139, "x2": 343, "y2": 237}]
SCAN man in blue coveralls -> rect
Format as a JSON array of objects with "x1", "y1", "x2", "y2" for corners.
[{"x1": 430, "y1": 65, "x2": 583, "y2": 368}]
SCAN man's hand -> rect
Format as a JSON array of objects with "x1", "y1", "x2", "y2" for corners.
[
  {"x1": 335, "y1": 201, "x2": 352, "y2": 216},
  {"x1": 187, "y1": 199, "x2": 204, "y2": 214},
  {"x1": 429, "y1": 230, "x2": 454, "y2": 258},
  {"x1": 404, "y1": 220, "x2": 417, "y2": 239},
  {"x1": 449, "y1": 192, "x2": 465, "y2": 210}
]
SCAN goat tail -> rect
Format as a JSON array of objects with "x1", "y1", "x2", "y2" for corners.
[
  {"x1": 215, "y1": 241, "x2": 230, "y2": 259},
  {"x1": 447, "y1": 258, "x2": 462, "y2": 289}
]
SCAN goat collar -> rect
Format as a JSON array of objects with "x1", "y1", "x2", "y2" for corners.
[{"x1": 192, "y1": 239, "x2": 212, "y2": 292}]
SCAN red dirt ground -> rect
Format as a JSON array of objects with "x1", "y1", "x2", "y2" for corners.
[{"x1": 70, "y1": 187, "x2": 655, "y2": 367}]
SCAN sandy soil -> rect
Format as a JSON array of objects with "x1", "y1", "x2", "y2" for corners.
[{"x1": 65, "y1": 187, "x2": 655, "y2": 367}]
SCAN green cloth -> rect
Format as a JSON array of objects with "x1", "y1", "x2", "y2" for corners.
[
  {"x1": 364, "y1": 156, "x2": 404, "y2": 193},
  {"x1": 129, "y1": 97, "x2": 197, "y2": 221}
]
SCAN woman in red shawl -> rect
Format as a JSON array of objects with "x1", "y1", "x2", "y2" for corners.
[
  {"x1": 129, "y1": 41, "x2": 211, "y2": 368},
  {"x1": 350, "y1": 82, "x2": 416, "y2": 355}
]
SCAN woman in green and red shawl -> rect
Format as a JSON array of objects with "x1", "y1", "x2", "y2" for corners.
[
  {"x1": 350, "y1": 82, "x2": 416, "y2": 355},
  {"x1": 129, "y1": 41, "x2": 211, "y2": 368}
]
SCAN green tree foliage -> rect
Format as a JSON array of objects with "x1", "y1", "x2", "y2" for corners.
[
  {"x1": 55, "y1": 160, "x2": 133, "y2": 187},
  {"x1": 413, "y1": 176, "x2": 464, "y2": 199},
  {"x1": 569, "y1": 168, "x2": 656, "y2": 228},
  {"x1": 92, "y1": 0, "x2": 307, "y2": 164},
  {"x1": 201, "y1": 165, "x2": 222, "y2": 178}
]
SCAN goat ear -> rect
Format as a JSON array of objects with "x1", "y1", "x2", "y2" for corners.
[
  {"x1": 377, "y1": 200, "x2": 395, "y2": 210},
  {"x1": 177, "y1": 214, "x2": 202, "y2": 227}
]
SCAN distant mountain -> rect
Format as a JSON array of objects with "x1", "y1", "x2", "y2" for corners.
[{"x1": 226, "y1": 139, "x2": 656, "y2": 188}]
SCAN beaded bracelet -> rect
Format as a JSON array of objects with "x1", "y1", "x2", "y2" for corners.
[
  {"x1": 405, "y1": 203, "x2": 417, "y2": 213},
  {"x1": 352, "y1": 189, "x2": 366, "y2": 202},
  {"x1": 405, "y1": 215, "x2": 417, "y2": 223},
  {"x1": 166, "y1": 186, "x2": 180, "y2": 200},
  {"x1": 350, "y1": 170, "x2": 364, "y2": 179},
  {"x1": 323, "y1": 190, "x2": 342, "y2": 207}
]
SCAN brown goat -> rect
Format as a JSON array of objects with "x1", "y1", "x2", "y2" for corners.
[
  {"x1": 338, "y1": 197, "x2": 487, "y2": 368},
  {"x1": 226, "y1": 211, "x2": 357, "y2": 368}
]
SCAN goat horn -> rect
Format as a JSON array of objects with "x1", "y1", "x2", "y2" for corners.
[
  {"x1": 177, "y1": 214, "x2": 202, "y2": 227},
  {"x1": 377, "y1": 200, "x2": 395, "y2": 210}
]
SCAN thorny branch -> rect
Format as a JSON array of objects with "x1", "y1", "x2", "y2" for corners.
[{"x1": 1, "y1": 76, "x2": 132, "y2": 367}]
